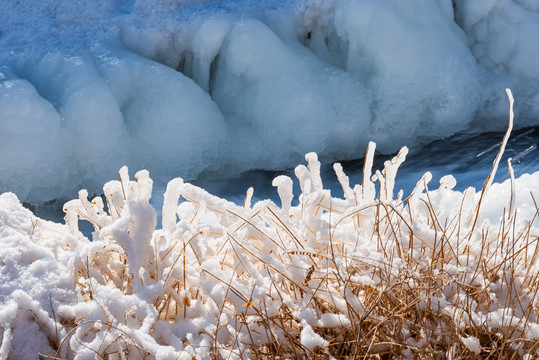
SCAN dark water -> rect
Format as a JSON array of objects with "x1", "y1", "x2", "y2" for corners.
[
  {"x1": 28, "y1": 126, "x2": 539, "y2": 237},
  {"x1": 193, "y1": 126, "x2": 539, "y2": 204}
]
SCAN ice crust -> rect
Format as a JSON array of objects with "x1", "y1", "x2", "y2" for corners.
[{"x1": 1, "y1": 0, "x2": 539, "y2": 202}]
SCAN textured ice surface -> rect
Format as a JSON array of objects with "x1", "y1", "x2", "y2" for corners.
[
  {"x1": 454, "y1": 0, "x2": 539, "y2": 127},
  {"x1": 1, "y1": 0, "x2": 539, "y2": 202}
]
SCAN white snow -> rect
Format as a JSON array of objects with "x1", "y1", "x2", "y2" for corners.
[
  {"x1": 300, "y1": 321, "x2": 329, "y2": 351},
  {"x1": 1, "y1": 0, "x2": 539, "y2": 202},
  {"x1": 0, "y1": 139, "x2": 537, "y2": 358},
  {"x1": 459, "y1": 335, "x2": 481, "y2": 355}
]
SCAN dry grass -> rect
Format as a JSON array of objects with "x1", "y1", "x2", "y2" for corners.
[
  {"x1": 45, "y1": 169, "x2": 539, "y2": 359},
  {"x1": 25, "y1": 90, "x2": 539, "y2": 359}
]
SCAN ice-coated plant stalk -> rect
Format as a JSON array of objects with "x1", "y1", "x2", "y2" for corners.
[{"x1": 1, "y1": 89, "x2": 537, "y2": 360}]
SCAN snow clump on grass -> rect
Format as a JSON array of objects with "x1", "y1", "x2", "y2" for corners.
[{"x1": 1, "y1": 90, "x2": 539, "y2": 359}]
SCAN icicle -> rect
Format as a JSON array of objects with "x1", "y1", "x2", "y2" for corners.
[
  {"x1": 396, "y1": 189, "x2": 403, "y2": 203},
  {"x1": 77, "y1": 190, "x2": 95, "y2": 220},
  {"x1": 178, "y1": 182, "x2": 239, "y2": 227}
]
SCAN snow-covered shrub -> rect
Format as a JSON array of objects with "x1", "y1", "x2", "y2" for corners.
[{"x1": 1, "y1": 91, "x2": 539, "y2": 359}]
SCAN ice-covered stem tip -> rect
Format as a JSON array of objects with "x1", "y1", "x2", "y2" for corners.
[
  {"x1": 362, "y1": 141, "x2": 376, "y2": 203},
  {"x1": 333, "y1": 163, "x2": 354, "y2": 200},
  {"x1": 483, "y1": 88, "x2": 514, "y2": 194},
  {"x1": 272, "y1": 175, "x2": 294, "y2": 215},
  {"x1": 471, "y1": 88, "x2": 514, "y2": 227},
  {"x1": 100, "y1": 167, "x2": 157, "y2": 291},
  {"x1": 244, "y1": 187, "x2": 254, "y2": 208},
  {"x1": 381, "y1": 146, "x2": 408, "y2": 202},
  {"x1": 162, "y1": 178, "x2": 184, "y2": 233},
  {"x1": 305, "y1": 152, "x2": 323, "y2": 190},
  {"x1": 507, "y1": 158, "x2": 515, "y2": 219}
]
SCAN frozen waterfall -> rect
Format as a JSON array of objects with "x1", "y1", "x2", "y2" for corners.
[{"x1": 1, "y1": 0, "x2": 539, "y2": 202}]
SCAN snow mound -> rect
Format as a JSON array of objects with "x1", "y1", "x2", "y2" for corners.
[{"x1": 1, "y1": 143, "x2": 538, "y2": 358}]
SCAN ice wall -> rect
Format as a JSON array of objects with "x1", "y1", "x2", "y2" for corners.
[{"x1": 1, "y1": 0, "x2": 539, "y2": 202}]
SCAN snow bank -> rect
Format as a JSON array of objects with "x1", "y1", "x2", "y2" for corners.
[
  {"x1": 1, "y1": 141, "x2": 538, "y2": 358},
  {"x1": 1, "y1": 0, "x2": 539, "y2": 202}
]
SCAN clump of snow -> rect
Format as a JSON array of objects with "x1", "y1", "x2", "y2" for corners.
[
  {"x1": 0, "y1": 193, "x2": 75, "y2": 359},
  {"x1": 300, "y1": 320, "x2": 329, "y2": 352},
  {"x1": 1, "y1": 122, "x2": 539, "y2": 357},
  {"x1": 459, "y1": 335, "x2": 481, "y2": 355}
]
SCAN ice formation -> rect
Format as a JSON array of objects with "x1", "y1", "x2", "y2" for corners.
[
  {"x1": 1, "y1": 0, "x2": 539, "y2": 202},
  {"x1": 0, "y1": 145, "x2": 538, "y2": 358}
]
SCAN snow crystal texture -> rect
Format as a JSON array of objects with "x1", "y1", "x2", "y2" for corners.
[{"x1": 0, "y1": 149, "x2": 538, "y2": 359}]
